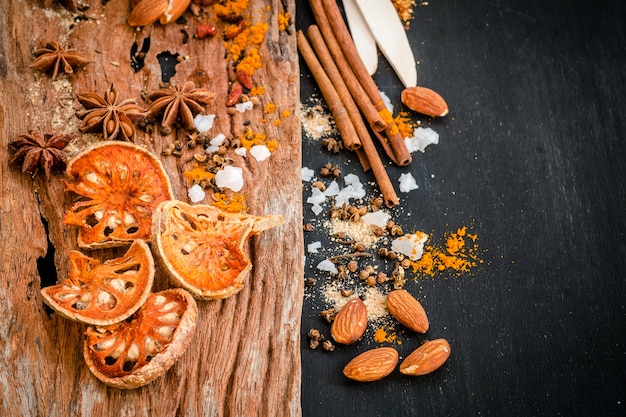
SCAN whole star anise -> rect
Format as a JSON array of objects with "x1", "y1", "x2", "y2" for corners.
[
  {"x1": 146, "y1": 81, "x2": 215, "y2": 130},
  {"x1": 9, "y1": 131, "x2": 72, "y2": 179},
  {"x1": 76, "y1": 84, "x2": 146, "y2": 141},
  {"x1": 29, "y1": 41, "x2": 92, "y2": 80}
]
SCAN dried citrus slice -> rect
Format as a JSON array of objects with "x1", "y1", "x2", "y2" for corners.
[
  {"x1": 151, "y1": 200, "x2": 284, "y2": 299},
  {"x1": 41, "y1": 240, "x2": 155, "y2": 326},
  {"x1": 83, "y1": 288, "x2": 197, "y2": 389},
  {"x1": 63, "y1": 141, "x2": 174, "y2": 249}
]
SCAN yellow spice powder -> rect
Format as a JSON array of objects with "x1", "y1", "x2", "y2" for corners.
[
  {"x1": 211, "y1": 192, "x2": 248, "y2": 213},
  {"x1": 183, "y1": 163, "x2": 215, "y2": 183},
  {"x1": 410, "y1": 226, "x2": 481, "y2": 277},
  {"x1": 278, "y1": 11, "x2": 291, "y2": 31}
]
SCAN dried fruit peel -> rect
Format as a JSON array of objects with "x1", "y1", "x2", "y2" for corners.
[
  {"x1": 41, "y1": 240, "x2": 155, "y2": 326},
  {"x1": 84, "y1": 288, "x2": 198, "y2": 389},
  {"x1": 63, "y1": 141, "x2": 174, "y2": 249},
  {"x1": 151, "y1": 200, "x2": 285, "y2": 300}
]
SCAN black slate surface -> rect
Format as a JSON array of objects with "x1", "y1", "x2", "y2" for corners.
[{"x1": 297, "y1": 1, "x2": 626, "y2": 416}]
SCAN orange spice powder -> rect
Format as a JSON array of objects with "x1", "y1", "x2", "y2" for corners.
[{"x1": 410, "y1": 226, "x2": 482, "y2": 277}]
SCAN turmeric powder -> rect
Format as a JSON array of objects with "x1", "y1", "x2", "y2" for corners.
[
  {"x1": 410, "y1": 226, "x2": 482, "y2": 277},
  {"x1": 211, "y1": 192, "x2": 248, "y2": 213}
]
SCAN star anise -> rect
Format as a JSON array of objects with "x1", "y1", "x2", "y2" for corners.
[
  {"x1": 9, "y1": 131, "x2": 72, "y2": 179},
  {"x1": 146, "y1": 81, "x2": 215, "y2": 130},
  {"x1": 29, "y1": 41, "x2": 92, "y2": 80},
  {"x1": 76, "y1": 84, "x2": 146, "y2": 141}
]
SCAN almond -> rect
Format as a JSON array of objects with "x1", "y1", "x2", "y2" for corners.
[
  {"x1": 159, "y1": 0, "x2": 192, "y2": 25},
  {"x1": 128, "y1": 0, "x2": 168, "y2": 26},
  {"x1": 331, "y1": 298, "x2": 367, "y2": 345},
  {"x1": 399, "y1": 338, "x2": 451, "y2": 376},
  {"x1": 343, "y1": 347, "x2": 399, "y2": 382},
  {"x1": 385, "y1": 289, "x2": 429, "y2": 333},
  {"x1": 401, "y1": 86, "x2": 449, "y2": 117}
]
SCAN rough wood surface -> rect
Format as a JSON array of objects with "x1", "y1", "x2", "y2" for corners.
[{"x1": 0, "y1": 1, "x2": 303, "y2": 416}]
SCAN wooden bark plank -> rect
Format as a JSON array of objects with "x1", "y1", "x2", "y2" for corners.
[{"x1": 0, "y1": 1, "x2": 302, "y2": 416}]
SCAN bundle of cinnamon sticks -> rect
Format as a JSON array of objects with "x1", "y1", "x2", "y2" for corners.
[{"x1": 298, "y1": 0, "x2": 413, "y2": 208}]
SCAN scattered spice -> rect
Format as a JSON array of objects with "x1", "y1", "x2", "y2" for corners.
[
  {"x1": 8, "y1": 131, "x2": 72, "y2": 179},
  {"x1": 211, "y1": 192, "x2": 248, "y2": 213},
  {"x1": 29, "y1": 41, "x2": 92, "y2": 80},
  {"x1": 391, "y1": 0, "x2": 417, "y2": 28},
  {"x1": 278, "y1": 11, "x2": 291, "y2": 31},
  {"x1": 411, "y1": 226, "x2": 482, "y2": 276},
  {"x1": 75, "y1": 84, "x2": 145, "y2": 142},
  {"x1": 373, "y1": 325, "x2": 400, "y2": 344}
]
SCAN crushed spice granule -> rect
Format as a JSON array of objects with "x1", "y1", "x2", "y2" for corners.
[
  {"x1": 250, "y1": 86, "x2": 265, "y2": 96},
  {"x1": 379, "y1": 107, "x2": 399, "y2": 135},
  {"x1": 265, "y1": 103, "x2": 276, "y2": 113},
  {"x1": 240, "y1": 129, "x2": 278, "y2": 152},
  {"x1": 211, "y1": 192, "x2": 248, "y2": 213},
  {"x1": 213, "y1": 0, "x2": 250, "y2": 17},
  {"x1": 410, "y1": 226, "x2": 482, "y2": 277},
  {"x1": 373, "y1": 325, "x2": 400, "y2": 344},
  {"x1": 394, "y1": 112, "x2": 417, "y2": 139},
  {"x1": 392, "y1": 0, "x2": 417, "y2": 28},
  {"x1": 278, "y1": 11, "x2": 291, "y2": 31},
  {"x1": 183, "y1": 163, "x2": 215, "y2": 184},
  {"x1": 281, "y1": 110, "x2": 291, "y2": 118}
]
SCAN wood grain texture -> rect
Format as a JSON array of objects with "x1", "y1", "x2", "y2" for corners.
[{"x1": 0, "y1": 1, "x2": 303, "y2": 416}]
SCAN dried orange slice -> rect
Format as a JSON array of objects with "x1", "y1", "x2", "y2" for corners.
[
  {"x1": 41, "y1": 240, "x2": 155, "y2": 326},
  {"x1": 83, "y1": 288, "x2": 197, "y2": 389},
  {"x1": 151, "y1": 200, "x2": 284, "y2": 299},
  {"x1": 63, "y1": 141, "x2": 173, "y2": 249}
]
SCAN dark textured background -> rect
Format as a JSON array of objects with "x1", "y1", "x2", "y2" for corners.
[{"x1": 297, "y1": 1, "x2": 626, "y2": 416}]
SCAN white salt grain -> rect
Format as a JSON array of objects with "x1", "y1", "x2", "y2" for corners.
[
  {"x1": 193, "y1": 114, "x2": 215, "y2": 132},
  {"x1": 301, "y1": 167, "x2": 315, "y2": 182},
  {"x1": 316, "y1": 259, "x2": 338, "y2": 274},
  {"x1": 306, "y1": 187, "x2": 326, "y2": 205},
  {"x1": 235, "y1": 101, "x2": 253, "y2": 113},
  {"x1": 235, "y1": 147, "x2": 247, "y2": 157},
  {"x1": 404, "y1": 127, "x2": 439, "y2": 153},
  {"x1": 250, "y1": 145, "x2": 271, "y2": 161},
  {"x1": 361, "y1": 211, "x2": 390, "y2": 227},
  {"x1": 380, "y1": 90, "x2": 393, "y2": 114},
  {"x1": 323, "y1": 180, "x2": 340, "y2": 197},
  {"x1": 311, "y1": 204, "x2": 324, "y2": 215},
  {"x1": 187, "y1": 184, "x2": 206, "y2": 203},
  {"x1": 391, "y1": 231, "x2": 428, "y2": 261},
  {"x1": 307, "y1": 241, "x2": 322, "y2": 253},
  {"x1": 215, "y1": 165, "x2": 244, "y2": 192},
  {"x1": 399, "y1": 172, "x2": 419, "y2": 193}
]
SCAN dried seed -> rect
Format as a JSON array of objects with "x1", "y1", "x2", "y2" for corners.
[
  {"x1": 340, "y1": 289, "x2": 353, "y2": 297},
  {"x1": 322, "y1": 340, "x2": 335, "y2": 352},
  {"x1": 347, "y1": 260, "x2": 358, "y2": 273}
]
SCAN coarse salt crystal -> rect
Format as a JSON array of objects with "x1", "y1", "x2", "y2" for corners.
[
  {"x1": 235, "y1": 147, "x2": 247, "y2": 157},
  {"x1": 399, "y1": 172, "x2": 419, "y2": 193},
  {"x1": 301, "y1": 167, "x2": 315, "y2": 182},
  {"x1": 193, "y1": 114, "x2": 215, "y2": 132},
  {"x1": 405, "y1": 127, "x2": 439, "y2": 153},
  {"x1": 391, "y1": 231, "x2": 428, "y2": 261},
  {"x1": 361, "y1": 211, "x2": 390, "y2": 227},
  {"x1": 307, "y1": 187, "x2": 326, "y2": 205},
  {"x1": 307, "y1": 241, "x2": 322, "y2": 253},
  {"x1": 316, "y1": 259, "x2": 338, "y2": 274},
  {"x1": 235, "y1": 101, "x2": 253, "y2": 113},
  {"x1": 187, "y1": 184, "x2": 205, "y2": 203},
  {"x1": 215, "y1": 165, "x2": 244, "y2": 192},
  {"x1": 311, "y1": 204, "x2": 324, "y2": 215},
  {"x1": 380, "y1": 90, "x2": 393, "y2": 113},
  {"x1": 205, "y1": 133, "x2": 227, "y2": 153},
  {"x1": 250, "y1": 145, "x2": 271, "y2": 161},
  {"x1": 323, "y1": 180, "x2": 340, "y2": 197}
]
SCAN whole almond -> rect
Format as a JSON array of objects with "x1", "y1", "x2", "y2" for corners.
[
  {"x1": 386, "y1": 289, "x2": 429, "y2": 333},
  {"x1": 400, "y1": 338, "x2": 451, "y2": 376},
  {"x1": 331, "y1": 298, "x2": 367, "y2": 345},
  {"x1": 401, "y1": 86, "x2": 449, "y2": 117},
  {"x1": 343, "y1": 347, "x2": 399, "y2": 382}
]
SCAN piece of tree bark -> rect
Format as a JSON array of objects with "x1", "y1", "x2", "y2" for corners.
[{"x1": 0, "y1": 1, "x2": 303, "y2": 416}]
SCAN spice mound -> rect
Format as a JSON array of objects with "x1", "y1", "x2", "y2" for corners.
[
  {"x1": 62, "y1": 141, "x2": 174, "y2": 249},
  {"x1": 83, "y1": 288, "x2": 198, "y2": 389},
  {"x1": 151, "y1": 200, "x2": 285, "y2": 300},
  {"x1": 41, "y1": 240, "x2": 155, "y2": 326}
]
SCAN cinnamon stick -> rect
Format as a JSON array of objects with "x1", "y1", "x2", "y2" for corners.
[
  {"x1": 320, "y1": 0, "x2": 412, "y2": 167},
  {"x1": 307, "y1": 25, "x2": 398, "y2": 206},
  {"x1": 307, "y1": 0, "x2": 387, "y2": 134},
  {"x1": 296, "y1": 30, "x2": 361, "y2": 151}
]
